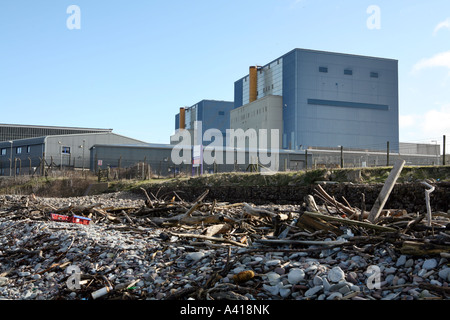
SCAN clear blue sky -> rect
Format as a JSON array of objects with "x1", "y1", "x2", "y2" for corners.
[{"x1": 1, "y1": 0, "x2": 449, "y2": 149}]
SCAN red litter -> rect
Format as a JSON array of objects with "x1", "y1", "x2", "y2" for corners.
[{"x1": 50, "y1": 213, "x2": 91, "y2": 225}]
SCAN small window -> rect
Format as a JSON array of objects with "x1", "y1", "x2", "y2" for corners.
[
  {"x1": 26, "y1": 145, "x2": 31, "y2": 153},
  {"x1": 218, "y1": 111, "x2": 225, "y2": 116},
  {"x1": 62, "y1": 147, "x2": 71, "y2": 154},
  {"x1": 344, "y1": 69, "x2": 353, "y2": 75},
  {"x1": 1, "y1": 148, "x2": 6, "y2": 156},
  {"x1": 16, "y1": 147, "x2": 22, "y2": 154},
  {"x1": 370, "y1": 72, "x2": 379, "y2": 78},
  {"x1": 319, "y1": 67, "x2": 328, "y2": 73}
]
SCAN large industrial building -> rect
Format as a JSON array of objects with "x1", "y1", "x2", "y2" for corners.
[
  {"x1": 174, "y1": 99, "x2": 234, "y2": 146},
  {"x1": 0, "y1": 132, "x2": 147, "y2": 176},
  {"x1": 233, "y1": 48, "x2": 399, "y2": 152},
  {"x1": 0, "y1": 123, "x2": 112, "y2": 142}
]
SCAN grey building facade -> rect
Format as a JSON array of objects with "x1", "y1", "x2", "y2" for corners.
[
  {"x1": 234, "y1": 48, "x2": 399, "y2": 152},
  {"x1": 0, "y1": 132, "x2": 147, "y2": 176}
]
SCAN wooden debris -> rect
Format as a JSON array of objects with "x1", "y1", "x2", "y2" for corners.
[{"x1": 368, "y1": 159, "x2": 405, "y2": 223}]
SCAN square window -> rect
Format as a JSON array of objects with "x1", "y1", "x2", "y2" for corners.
[
  {"x1": 62, "y1": 146, "x2": 71, "y2": 154},
  {"x1": 1, "y1": 148, "x2": 6, "y2": 156},
  {"x1": 319, "y1": 66, "x2": 328, "y2": 73},
  {"x1": 16, "y1": 147, "x2": 22, "y2": 154},
  {"x1": 218, "y1": 111, "x2": 225, "y2": 116},
  {"x1": 344, "y1": 69, "x2": 353, "y2": 75},
  {"x1": 370, "y1": 72, "x2": 379, "y2": 78}
]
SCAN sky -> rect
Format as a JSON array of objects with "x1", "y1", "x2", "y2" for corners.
[{"x1": 0, "y1": 0, "x2": 449, "y2": 151}]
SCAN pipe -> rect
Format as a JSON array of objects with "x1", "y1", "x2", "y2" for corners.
[
  {"x1": 249, "y1": 66, "x2": 258, "y2": 103},
  {"x1": 179, "y1": 107, "x2": 186, "y2": 130}
]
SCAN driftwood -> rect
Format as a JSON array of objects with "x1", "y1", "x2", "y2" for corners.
[
  {"x1": 421, "y1": 181, "x2": 435, "y2": 227},
  {"x1": 168, "y1": 231, "x2": 247, "y2": 247},
  {"x1": 302, "y1": 211, "x2": 397, "y2": 233},
  {"x1": 368, "y1": 159, "x2": 405, "y2": 223}
]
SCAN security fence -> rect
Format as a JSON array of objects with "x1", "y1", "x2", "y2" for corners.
[{"x1": 1, "y1": 148, "x2": 448, "y2": 180}]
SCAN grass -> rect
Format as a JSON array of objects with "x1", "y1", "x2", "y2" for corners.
[{"x1": 1, "y1": 165, "x2": 449, "y2": 197}]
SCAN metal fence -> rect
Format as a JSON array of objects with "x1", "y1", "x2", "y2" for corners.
[{"x1": 1, "y1": 149, "x2": 448, "y2": 180}]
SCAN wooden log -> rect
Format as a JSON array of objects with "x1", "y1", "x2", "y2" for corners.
[
  {"x1": 400, "y1": 240, "x2": 450, "y2": 256},
  {"x1": 168, "y1": 231, "x2": 247, "y2": 247},
  {"x1": 368, "y1": 159, "x2": 405, "y2": 223},
  {"x1": 303, "y1": 211, "x2": 397, "y2": 232},
  {"x1": 243, "y1": 203, "x2": 277, "y2": 218}
]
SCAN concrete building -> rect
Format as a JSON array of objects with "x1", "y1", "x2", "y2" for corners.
[
  {"x1": 0, "y1": 132, "x2": 147, "y2": 176},
  {"x1": 90, "y1": 143, "x2": 310, "y2": 177},
  {"x1": 0, "y1": 123, "x2": 112, "y2": 142},
  {"x1": 173, "y1": 99, "x2": 234, "y2": 146},
  {"x1": 233, "y1": 48, "x2": 399, "y2": 152},
  {"x1": 230, "y1": 94, "x2": 283, "y2": 149}
]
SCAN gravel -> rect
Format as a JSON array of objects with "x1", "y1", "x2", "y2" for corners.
[{"x1": 0, "y1": 192, "x2": 449, "y2": 300}]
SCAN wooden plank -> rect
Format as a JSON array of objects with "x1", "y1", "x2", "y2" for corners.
[
  {"x1": 368, "y1": 159, "x2": 405, "y2": 223},
  {"x1": 303, "y1": 211, "x2": 397, "y2": 232}
]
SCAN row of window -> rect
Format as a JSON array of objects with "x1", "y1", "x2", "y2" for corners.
[
  {"x1": 0, "y1": 146, "x2": 71, "y2": 156},
  {"x1": 319, "y1": 66, "x2": 379, "y2": 78},
  {"x1": 1, "y1": 145, "x2": 31, "y2": 156}
]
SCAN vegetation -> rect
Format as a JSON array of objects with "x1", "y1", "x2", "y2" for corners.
[{"x1": 1, "y1": 165, "x2": 449, "y2": 198}]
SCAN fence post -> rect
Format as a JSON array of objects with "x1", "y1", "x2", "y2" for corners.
[
  {"x1": 386, "y1": 141, "x2": 390, "y2": 166},
  {"x1": 443, "y1": 135, "x2": 446, "y2": 165}
]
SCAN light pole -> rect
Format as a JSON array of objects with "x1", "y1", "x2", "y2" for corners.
[{"x1": 8, "y1": 141, "x2": 13, "y2": 176}]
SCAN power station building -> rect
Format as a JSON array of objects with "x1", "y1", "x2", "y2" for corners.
[
  {"x1": 233, "y1": 48, "x2": 399, "y2": 152},
  {"x1": 174, "y1": 100, "x2": 234, "y2": 146}
]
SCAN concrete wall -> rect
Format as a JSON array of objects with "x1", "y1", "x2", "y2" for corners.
[{"x1": 230, "y1": 95, "x2": 283, "y2": 149}]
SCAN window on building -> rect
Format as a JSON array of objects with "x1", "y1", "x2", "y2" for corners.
[
  {"x1": 370, "y1": 72, "x2": 379, "y2": 78},
  {"x1": 218, "y1": 111, "x2": 225, "y2": 116},
  {"x1": 344, "y1": 69, "x2": 353, "y2": 75},
  {"x1": 16, "y1": 147, "x2": 22, "y2": 154},
  {"x1": 62, "y1": 146, "x2": 71, "y2": 154},
  {"x1": 319, "y1": 67, "x2": 328, "y2": 73},
  {"x1": 0, "y1": 168, "x2": 4, "y2": 176},
  {"x1": 1, "y1": 148, "x2": 6, "y2": 156},
  {"x1": 26, "y1": 145, "x2": 31, "y2": 153}
]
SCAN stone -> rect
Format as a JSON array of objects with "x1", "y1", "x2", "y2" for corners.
[
  {"x1": 287, "y1": 268, "x2": 305, "y2": 285},
  {"x1": 405, "y1": 259, "x2": 414, "y2": 268},
  {"x1": 265, "y1": 259, "x2": 281, "y2": 267},
  {"x1": 396, "y1": 255, "x2": 407, "y2": 267},
  {"x1": 313, "y1": 275, "x2": 323, "y2": 286},
  {"x1": 328, "y1": 267, "x2": 345, "y2": 283},
  {"x1": 438, "y1": 267, "x2": 450, "y2": 281},
  {"x1": 263, "y1": 284, "x2": 279, "y2": 296},
  {"x1": 186, "y1": 252, "x2": 205, "y2": 262},
  {"x1": 422, "y1": 259, "x2": 437, "y2": 270},
  {"x1": 304, "y1": 285, "x2": 323, "y2": 297},
  {"x1": 265, "y1": 272, "x2": 281, "y2": 285},
  {"x1": 326, "y1": 292, "x2": 343, "y2": 300}
]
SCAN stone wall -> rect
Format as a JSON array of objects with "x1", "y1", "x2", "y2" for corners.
[{"x1": 145, "y1": 182, "x2": 450, "y2": 213}]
